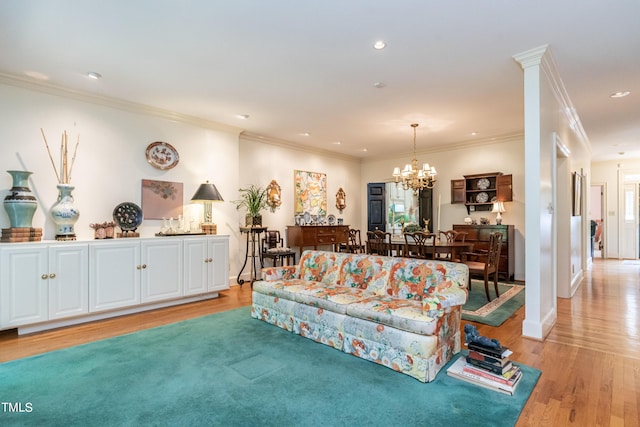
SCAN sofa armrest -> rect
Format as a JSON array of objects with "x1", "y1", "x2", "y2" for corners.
[
  {"x1": 260, "y1": 265, "x2": 298, "y2": 281},
  {"x1": 421, "y1": 265, "x2": 469, "y2": 316}
]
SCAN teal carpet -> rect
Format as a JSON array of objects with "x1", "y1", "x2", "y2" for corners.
[
  {"x1": 462, "y1": 281, "x2": 525, "y2": 326},
  {"x1": 0, "y1": 307, "x2": 539, "y2": 427}
]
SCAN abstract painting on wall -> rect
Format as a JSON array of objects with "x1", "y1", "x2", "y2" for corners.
[
  {"x1": 141, "y1": 179, "x2": 183, "y2": 220},
  {"x1": 294, "y1": 170, "x2": 327, "y2": 216}
]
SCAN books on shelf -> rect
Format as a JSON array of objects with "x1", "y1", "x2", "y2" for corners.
[{"x1": 447, "y1": 355, "x2": 523, "y2": 395}]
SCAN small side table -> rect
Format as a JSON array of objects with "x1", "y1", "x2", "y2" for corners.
[{"x1": 237, "y1": 226, "x2": 267, "y2": 287}]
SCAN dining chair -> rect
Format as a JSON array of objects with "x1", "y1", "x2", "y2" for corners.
[
  {"x1": 366, "y1": 230, "x2": 391, "y2": 256},
  {"x1": 344, "y1": 228, "x2": 365, "y2": 253},
  {"x1": 461, "y1": 232, "x2": 503, "y2": 301},
  {"x1": 261, "y1": 230, "x2": 296, "y2": 267},
  {"x1": 437, "y1": 230, "x2": 468, "y2": 261},
  {"x1": 403, "y1": 231, "x2": 436, "y2": 259}
]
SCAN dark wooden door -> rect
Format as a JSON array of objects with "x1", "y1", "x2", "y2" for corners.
[
  {"x1": 367, "y1": 183, "x2": 386, "y2": 232},
  {"x1": 419, "y1": 188, "x2": 434, "y2": 233}
]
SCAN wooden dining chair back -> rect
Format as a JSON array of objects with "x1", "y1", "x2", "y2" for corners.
[
  {"x1": 261, "y1": 230, "x2": 296, "y2": 266},
  {"x1": 437, "y1": 230, "x2": 468, "y2": 261},
  {"x1": 462, "y1": 232, "x2": 503, "y2": 301},
  {"x1": 366, "y1": 230, "x2": 391, "y2": 256},
  {"x1": 404, "y1": 231, "x2": 436, "y2": 259},
  {"x1": 346, "y1": 228, "x2": 364, "y2": 253}
]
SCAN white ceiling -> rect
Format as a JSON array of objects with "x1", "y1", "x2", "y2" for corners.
[{"x1": 1, "y1": 0, "x2": 639, "y2": 161}]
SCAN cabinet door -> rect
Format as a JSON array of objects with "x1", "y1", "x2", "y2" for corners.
[
  {"x1": 451, "y1": 179, "x2": 466, "y2": 204},
  {"x1": 89, "y1": 241, "x2": 141, "y2": 312},
  {"x1": 141, "y1": 239, "x2": 183, "y2": 303},
  {"x1": 208, "y1": 238, "x2": 229, "y2": 292},
  {"x1": 0, "y1": 246, "x2": 48, "y2": 327},
  {"x1": 183, "y1": 238, "x2": 209, "y2": 296},
  {"x1": 48, "y1": 244, "x2": 89, "y2": 320},
  {"x1": 497, "y1": 174, "x2": 513, "y2": 202}
]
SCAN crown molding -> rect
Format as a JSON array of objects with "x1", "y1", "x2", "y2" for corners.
[
  {"x1": 366, "y1": 132, "x2": 524, "y2": 163},
  {"x1": 241, "y1": 131, "x2": 361, "y2": 163},
  {"x1": 0, "y1": 72, "x2": 243, "y2": 135}
]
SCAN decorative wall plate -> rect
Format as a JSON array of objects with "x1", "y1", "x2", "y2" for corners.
[
  {"x1": 327, "y1": 214, "x2": 336, "y2": 225},
  {"x1": 475, "y1": 192, "x2": 489, "y2": 203},
  {"x1": 146, "y1": 142, "x2": 179, "y2": 170},
  {"x1": 477, "y1": 178, "x2": 490, "y2": 190},
  {"x1": 113, "y1": 202, "x2": 143, "y2": 231},
  {"x1": 303, "y1": 212, "x2": 311, "y2": 225}
]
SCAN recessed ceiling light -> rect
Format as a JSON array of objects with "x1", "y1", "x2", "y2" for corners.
[
  {"x1": 471, "y1": 132, "x2": 477, "y2": 136},
  {"x1": 236, "y1": 114, "x2": 250, "y2": 120},
  {"x1": 362, "y1": 148, "x2": 368, "y2": 152},
  {"x1": 373, "y1": 82, "x2": 386, "y2": 89},
  {"x1": 610, "y1": 91, "x2": 630, "y2": 98},
  {"x1": 87, "y1": 72, "x2": 102, "y2": 80},
  {"x1": 300, "y1": 132, "x2": 310, "y2": 137},
  {"x1": 373, "y1": 40, "x2": 386, "y2": 50},
  {"x1": 332, "y1": 141, "x2": 342, "y2": 145}
]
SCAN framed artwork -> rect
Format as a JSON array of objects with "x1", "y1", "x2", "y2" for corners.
[
  {"x1": 572, "y1": 171, "x2": 582, "y2": 216},
  {"x1": 294, "y1": 170, "x2": 327, "y2": 215},
  {"x1": 141, "y1": 179, "x2": 183, "y2": 219}
]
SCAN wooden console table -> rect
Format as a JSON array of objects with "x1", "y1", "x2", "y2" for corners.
[{"x1": 286, "y1": 225, "x2": 349, "y2": 257}]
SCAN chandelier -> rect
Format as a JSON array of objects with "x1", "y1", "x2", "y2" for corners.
[{"x1": 392, "y1": 123, "x2": 437, "y2": 193}]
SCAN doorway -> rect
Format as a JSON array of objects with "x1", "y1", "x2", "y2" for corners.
[{"x1": 589, "y1": 184, "x2": 604, "y2": 259}]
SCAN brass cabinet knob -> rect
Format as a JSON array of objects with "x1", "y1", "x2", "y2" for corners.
[
  {"x1": 41, "y1": 274, "x2": 48, "y2": 280},
  {"x1": 137, "y1": 265, "x2": 142, "y2": 270},
  {"x1": 49, "y1": 273, "x2": 56, "y2": 279},
  {"x1": 142, "y1": 264, "x2": 147, "y2": 269}
]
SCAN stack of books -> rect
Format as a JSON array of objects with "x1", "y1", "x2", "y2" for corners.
[
  {"x1": 1, "y1": 227, "x2": 43, "y2": 243},
  {"x1": 447, "y1": 341, "x2": 523, "y2": 395}
]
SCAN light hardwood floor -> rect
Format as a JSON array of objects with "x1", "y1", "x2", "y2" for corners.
[{"x1": 1, "y1": 259, "x2": 639, "y2": 426}]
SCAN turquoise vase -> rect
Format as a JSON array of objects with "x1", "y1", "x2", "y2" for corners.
[
  {"x1": 50, "y1": 184, "x2": 80, "y2": 240},
  {"x1": 3, "y1": 170, "x2": 37, "y2": 228}
]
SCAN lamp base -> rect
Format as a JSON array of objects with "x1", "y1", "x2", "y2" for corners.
[{"x1": 201, "y1": 223, "x2": 217, "y2": 235}]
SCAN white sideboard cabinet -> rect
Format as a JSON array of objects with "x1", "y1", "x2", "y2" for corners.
[
  {"x1": 0, "y1": 243, "x2": 88, "y2": 328},
  {"x1": 0, "y1": 235, "x2": 229, "y2": 334},
  {"x1": 183, "y1": 236, "x2": 229, "y2": 296}
]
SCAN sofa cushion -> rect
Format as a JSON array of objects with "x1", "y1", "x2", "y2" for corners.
[
  {"x1": 294, "y1": 285, "x2": 375, "y2": 314},
  {"x1": 346, "y1": 296, "x2": 440, "y2": 335},
  {"x1": 299, "y1": 251, "x2": 349, "y2": 284},
  {"x1": 253, "y1": 278, "x2": 322, "y2": 301},
  {"x1": 339, "y1": 254, "x2": 394, "y2": 296}
]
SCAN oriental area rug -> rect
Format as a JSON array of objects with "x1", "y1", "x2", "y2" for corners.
[
  {"x1": 462, "y1": 280, "x2": 525, "y2": 326},
  {"x1": 0, "y1": 307, "x2": 539, "y2": 427}
]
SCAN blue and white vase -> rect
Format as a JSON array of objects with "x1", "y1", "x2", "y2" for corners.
[
  {"x1": 50, "y1": 184, "x2": 80, "y2": 240},
  {"x1": 3, "y1": 170, "x2": 37, "y2": 228}
]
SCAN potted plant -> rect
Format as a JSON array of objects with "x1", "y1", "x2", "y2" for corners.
[{"x1": 233, "y1": 184, "x2": 268, "y2": 226}]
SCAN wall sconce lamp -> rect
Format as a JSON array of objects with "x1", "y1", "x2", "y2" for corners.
[
  {"x1": 336, "y1": 188, "x2": 346, "y2": 213},
  {"x1": 191, "y1": 181, "x2": 224, "y2": 234},
  {"x1": 266, "y1": 179, "x2": 282, "y2": 213},
  {"x1": 492, "y1": 201, "x2": 506, "y2": 225}
]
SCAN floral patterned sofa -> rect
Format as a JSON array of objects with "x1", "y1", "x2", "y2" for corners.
[{"x1": 251, "y1": 250, "x2": 469, "y2": 382}]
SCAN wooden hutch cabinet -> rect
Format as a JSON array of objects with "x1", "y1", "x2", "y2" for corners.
[
  {"x1": 451, "y1": 172, "x2": 512, "y2": 213},
  {"x1": 453, "y1": 224, "x2": 514, "y2": 282}
]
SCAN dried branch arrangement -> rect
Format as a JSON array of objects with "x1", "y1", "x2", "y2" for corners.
[{"x1": 40, "y1": 128, "x2": 79, "y2": 184}]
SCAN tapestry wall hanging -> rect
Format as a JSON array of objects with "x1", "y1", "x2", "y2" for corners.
[
  {"x1": 141, "y1": 179, "x2": 183, "y2": 220},
  {"x1": 294, "y1": 170, "x2": 327, "y2": 215}
]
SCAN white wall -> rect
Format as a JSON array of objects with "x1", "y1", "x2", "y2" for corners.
[
  {"x1": 0, "y1": 81, "x2": 243, "y2": 280},
  {"x1": 237, "y1": 134, "x2": 361, "y2": 274},
  {"x1": 361, "y1": 136, "x2": 526, "y2": 281}
]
